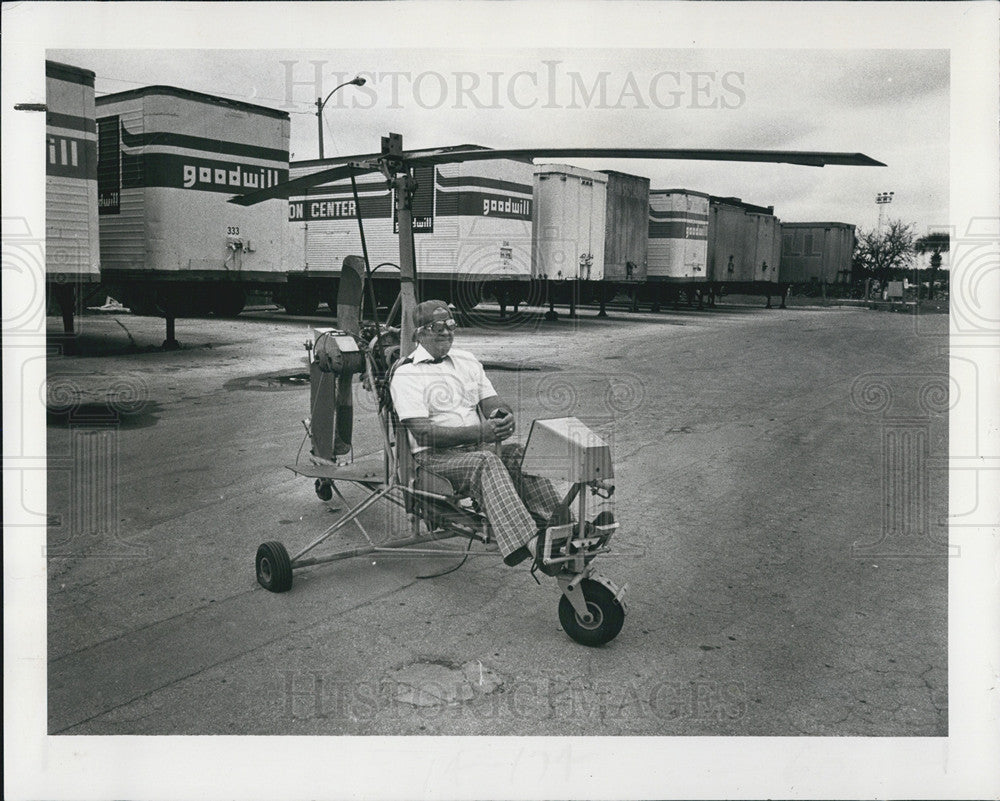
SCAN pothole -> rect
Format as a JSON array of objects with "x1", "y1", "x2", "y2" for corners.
[{"x1": 387, "y1": 659, "x2": 504, "y2": 707}]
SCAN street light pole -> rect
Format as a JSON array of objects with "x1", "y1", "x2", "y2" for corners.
[{"x1": 316, "y1": 75, "x2": 366, "y2": 159}]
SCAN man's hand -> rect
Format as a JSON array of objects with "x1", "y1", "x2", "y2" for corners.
[{"x1": 485, "y1": 408, "x2": 515, "y2": 441}]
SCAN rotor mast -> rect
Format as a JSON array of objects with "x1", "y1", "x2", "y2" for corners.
[{"x1": 378, "y1": 134, "x2": 420, "y2": 354}]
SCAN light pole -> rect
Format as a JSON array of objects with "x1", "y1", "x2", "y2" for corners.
[
  {"x1": 868, "y1": 191, "x2": 894, "y2": 301},
  {"x1": 875, "y1": 190, "x2": 894, "y2": 233},
  {"x1": 316, "y1": 76, "x2": 366, "y2": 159}
]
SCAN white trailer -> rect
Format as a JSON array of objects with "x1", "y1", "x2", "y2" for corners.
[
  {"x1": 748, "y1": 212, "x2": 782, "y2": 284},
  {"x1": 286, "y1": 158, "x2": 535, "y2": 315},
  {"x1": 532, "y1": 164, "x2": 607, "y2": 281},
  {"x1": 636, "y1": 189, "x2": 710, "y2": 311},
  {"x1": 46, "y1": 60, "x2": 100, "y2": 332},
  {"x1": 95, "y1": 85, "x2": 290, "y2": 323},
  {"x1": 532, "y1": 164, "x2": 609, "y2": 316},
  {"x1": 647, "y1": 189, "x2": 710, "y2": 282},
  {"x1": 708, "y1": 196, "x2": 787, "y2": 308}
]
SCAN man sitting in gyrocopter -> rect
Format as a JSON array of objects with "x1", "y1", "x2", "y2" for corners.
[{"x1": 390, "y1": 299, "x2": 582, "y2": 575}]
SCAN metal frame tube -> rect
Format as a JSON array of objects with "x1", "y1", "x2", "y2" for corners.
[
  {"x1": 291, "y1": 485, "x2": 395, "y2": 563},
  {"x1": 291, "y1": 529, "x2": 491, "y2": 568}
]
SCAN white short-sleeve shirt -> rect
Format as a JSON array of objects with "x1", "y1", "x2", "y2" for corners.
[{"x1": 390, "y1": 345, "x2": 498, "y2": 453}]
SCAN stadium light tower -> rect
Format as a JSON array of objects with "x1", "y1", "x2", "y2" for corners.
[
  {"x1": 875, "y1": 191, "x2": 894, "y2": 232},
  {"x1": 316, "y1": 76, "x2": 366, "y2": 159}
]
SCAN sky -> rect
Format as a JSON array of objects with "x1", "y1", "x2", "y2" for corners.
[{"x1": 46, "y1": 46, "x2": 949, "y2": 238}]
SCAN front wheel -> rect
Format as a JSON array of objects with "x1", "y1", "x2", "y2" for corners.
[
  {"x1": 256, "y1": 541, "x2": 293, "y2": 592},
  {"x1": 558, "y1": 578, "x2": 625, "y2": 646}
]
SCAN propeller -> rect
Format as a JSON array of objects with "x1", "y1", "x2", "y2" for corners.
[{"x1": 309, "y1": 256, "x2": 366, "y2": 461}]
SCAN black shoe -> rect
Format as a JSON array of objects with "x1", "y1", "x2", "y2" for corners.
[{"x1": 503, "y1": 545, "x2": 532, "y2": 567}]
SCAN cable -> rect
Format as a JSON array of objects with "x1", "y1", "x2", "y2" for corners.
[{"x1": 416, "y1": 536, "x2": 474, "y2": 579}]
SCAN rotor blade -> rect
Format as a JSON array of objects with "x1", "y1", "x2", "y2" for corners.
[
  {"x1": 231, "y1": 143, "x2": 884, "y2": 206},
  {"x1": 228, "y1": 162, "x2": 379, "y2": 206},
  {"x1": 406, "y1": 148, "x2": 885, "y2": 168}
]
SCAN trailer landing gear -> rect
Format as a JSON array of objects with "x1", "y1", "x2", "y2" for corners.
[{"x1": 163, "y1": 314, "x2": 181, "y2": 351}]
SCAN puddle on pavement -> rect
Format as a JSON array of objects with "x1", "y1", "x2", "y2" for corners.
[
  {"x1": 481, "y1": 361, "x2": 559, "y2": 372},
  {"x1": 225, "y1": 371, "x2": 312, "y2": 391},
  {"x1": 46, "y1": 401, "x2": 163, "y2": 429},
  {"x1": 386, "y1": 659, "x2": 504, "y2": 707}
]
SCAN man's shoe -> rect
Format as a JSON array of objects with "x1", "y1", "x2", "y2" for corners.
[{"x1": 503, "y1": 545, "x2": 531, "y2": 567}]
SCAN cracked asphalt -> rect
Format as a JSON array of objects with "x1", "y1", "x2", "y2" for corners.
[{"x1": 43, "y1": 301, "x2": 948, "y2": 736}]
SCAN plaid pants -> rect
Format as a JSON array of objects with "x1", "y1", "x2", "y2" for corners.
[{"x1": 414, "y1": 443, "x2": 560, "y2": 558}]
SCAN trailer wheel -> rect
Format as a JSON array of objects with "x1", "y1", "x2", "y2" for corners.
[
  {"x1": 211, "y1": 286, "x2": 246, "y2": 317},
  {"x1": 315, "y1": 479, "x2": 334, "y2": 501},
  {"x1": 281, "y1": 286, "x2": 317, "y2": 316},
  {"x1": 558, "y1": 579, "x2": 625, "y2": 646},
  {"x1": 256, "y1": 541, "x2": 293, "y2": 592}
]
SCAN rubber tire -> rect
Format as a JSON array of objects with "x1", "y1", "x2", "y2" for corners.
[
  {"x1": 315, "y1": 479, "x2": 334, "y2": 502},
  {"x1": 558, "y1": 578, "x2": 625, "y2": 646},
  {"x1": 211, "y1": 286, "x2": 246, "y2": 317},
  {"x1": 256, "y1": 541, "x2": 293, "y2": 593},
  {"x1": 283, "y1": 290, "x2": 317, "y2": 316}
]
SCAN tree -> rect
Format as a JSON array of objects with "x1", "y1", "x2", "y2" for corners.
[
  {"x1": 852, "y1": 219, "x2": 916, "y2": 297},
  {"x1": 914, "y1": 231, "x2": 950, "y2": 300}
]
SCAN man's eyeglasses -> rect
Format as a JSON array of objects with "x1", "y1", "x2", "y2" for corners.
[{"x1": 419, "y1": 319, "x2": 458, "y2": 334}]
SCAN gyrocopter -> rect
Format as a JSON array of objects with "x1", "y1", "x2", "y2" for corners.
[{"x1": 230, "y1": 135, "x2": 883, "y2": 645}]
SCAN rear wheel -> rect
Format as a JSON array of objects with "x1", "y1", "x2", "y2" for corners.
[
  {"x1": 256, "y1": 541, "x2": 293, "y2": 592},
  {"x1": 558, "y1": 578, "x2": 625, "y2": 646}
]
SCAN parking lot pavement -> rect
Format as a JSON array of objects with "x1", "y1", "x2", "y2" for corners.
[{"x1": 41, "y1": 304, "x2": 948, "y2": 735}]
